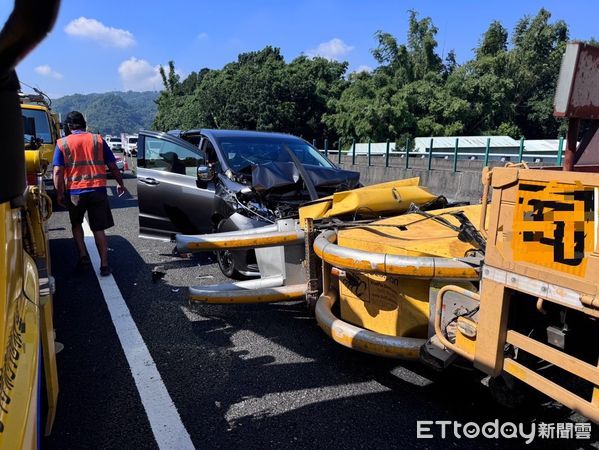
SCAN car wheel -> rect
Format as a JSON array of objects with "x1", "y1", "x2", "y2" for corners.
[
  {"x1": 216, "y1": 249, "x2": 245, "y2": 280},
  {"x1": 215, "y1": 218, "x2": 247, "y2": 280}
]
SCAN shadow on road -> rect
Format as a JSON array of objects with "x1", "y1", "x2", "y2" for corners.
[{"x1": 46, "y1": 232, "x2": 596, "y2": 449}]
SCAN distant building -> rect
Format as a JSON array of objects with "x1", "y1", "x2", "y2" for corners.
[
  {"x1": 519, "y1": 139, "x2": 564, "y2": 163},
  {"x1": 413, "y1": 136, "x2": 520, "y2": 160},
  {"x1": 334, "y1": 136, "x2": 566, "y2": 162},
  {"x1": 342, "y1": 142, "x2": 397, "y2": 155},
  {"x1": 522, "y1": 139, "x2": 561, "y2": 152}
]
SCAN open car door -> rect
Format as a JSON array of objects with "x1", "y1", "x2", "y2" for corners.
[{"x1": 137, "y1": 130, "x2": 215, "y2": 240}]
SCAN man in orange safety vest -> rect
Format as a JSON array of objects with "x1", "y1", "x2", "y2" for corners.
[{"x1": 53, "y1": 111, "x2": 126, "y2": 276}]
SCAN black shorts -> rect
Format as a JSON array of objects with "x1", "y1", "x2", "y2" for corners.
[{"x1": 68, "y1": 190, "x2": 114, "y2": 231}]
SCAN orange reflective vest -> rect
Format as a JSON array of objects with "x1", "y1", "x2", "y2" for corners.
[{"x1": 57, "y1": 133, "x2": 107, "y2": 190}]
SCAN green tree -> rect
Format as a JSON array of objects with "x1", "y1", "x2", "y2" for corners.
[
  {"x1": 152, "y1": 60, "x2": 188, "y2": 131},
  {"x1": 152, "y1": 47, "x2": 347, "y2": 140},
  {"x1": 152, "y1": 8, "x2": 575, "y2": 142},
  {"x1": 325, "y1": 11, "x2": 469, "y2": 140},
  {"x1": 508, "y1": 8, "x2": 568, "y2": 138}
]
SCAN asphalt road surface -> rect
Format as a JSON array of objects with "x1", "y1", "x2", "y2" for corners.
[{"x1": 42, "y1": 172, "x2": 597, "y2": 449}]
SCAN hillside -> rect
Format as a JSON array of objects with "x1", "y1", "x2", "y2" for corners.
[{"x1": 51, "y1": 91, "x2": 159, "y2": 135}]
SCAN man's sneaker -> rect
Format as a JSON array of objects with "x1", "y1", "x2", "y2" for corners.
[{"x1": 100, "y1": 266, "x2": 111, "y2": 277}]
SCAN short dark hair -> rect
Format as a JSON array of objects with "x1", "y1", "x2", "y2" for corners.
[{"x1": 66, "y1": 111, "x2": 86, "y2": 130}]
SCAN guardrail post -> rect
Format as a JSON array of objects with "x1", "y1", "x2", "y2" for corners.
[
  {"x1": 385, "y1": 139, "x2": 390, "y2": 167},
  {"x1": 312, "y1": 138, "x2": 317, "y2": 149},
  {"x1": 352, "y1": 138, "x2": 356, "y2": 165},
  {"x1": 367, "y1": 138, "x2": 372, "y2": 167},
  {"x1": 518, "y1": 136, "x2": 524, "y2": 163},
  {"x1": 405, "y1": 137, "x2": 409, "y2": 169},
  {"x1": 453, "y1": 138, "x2": 459, "y2": 172},
  {"x1": 484, "y1": 137, "x2": 491, "y2": 166},
  {"x1": 324, "y1": 138, "x2": 329, "y2": 158},
  {"x1": 427, "y1": 137, "x2": 433, "y2": 171},
  {"x1": 556, "y1": 135, "x2": 564, "y2": 167},
  {"x1": 338, "y1": 138, "x2": 342, "y2": 164}
]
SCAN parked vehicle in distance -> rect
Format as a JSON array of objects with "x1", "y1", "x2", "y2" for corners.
[
  {"x1": 106, "y1": 136, "x2": 123, "y2": 152},
  {"x1": 107, "y1": 152, "x2": 125, "y2": 175},
  {"x1": 136, "y1": 129, "x2": 360, "y2": 278},
  {"x1": 125, "y1": 134, "x2": 138, "y2": 157}
]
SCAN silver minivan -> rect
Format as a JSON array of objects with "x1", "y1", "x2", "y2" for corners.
[{"x1": 136, "y1": 129, "x2": 360, "y2": 278}]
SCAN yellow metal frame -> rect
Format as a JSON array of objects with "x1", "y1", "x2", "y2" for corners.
[
  {"x1": 315, "y1": 289, "x2": 425, "y2": 359},
  {"x1": 444, "y1": 167, "x2": 599, "y2": 423},
  {"x1": 189, "y1": 284, "x2": 306, "y2": 304}
]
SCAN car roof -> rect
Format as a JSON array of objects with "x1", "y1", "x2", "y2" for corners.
[{"x1": 184, "y1": 128, "x2": 302, "y2": 141}]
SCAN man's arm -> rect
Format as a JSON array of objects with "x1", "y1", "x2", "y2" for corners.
[
  {"x1": 102, "y1": 137, "x2": 126, "y2": 196},
  {"x1": 52, "y1": 145, "x2": 66, "y2": 206},
  {"x1": 53, "y1": 165, "x2": 66, "y2": 207},
  {"x1": 107, "y1": 162, "x2": 126, "y2": 196}
]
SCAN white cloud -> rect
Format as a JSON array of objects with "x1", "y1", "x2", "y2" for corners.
[
  {"x1": 118, "y1": 58, "x2": 163, "y2": 91},
  {"x1": 65, "y1": 17, "x2": 135, "y2": 48},
  {"x1": 196, "y1": 32, "x2": 208, "y2": 40},
  {"x1": 35, "y1": 65, "x2": 63, "y2": 79},
  {"x1": 354, "y1": 65, "x2": 372, "y2": 73},
  {"x1": 306, "y1": 38, "x2": 354, "y2": 61}
]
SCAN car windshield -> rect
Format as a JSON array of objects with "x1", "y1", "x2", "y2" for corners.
[
  {"x1": 214, "y1": 136, "x2": 333, "y2": 173},
  {"x1": 22, "y1": 108, "x2": 51, "y2": 143},
  {"x1": 112, "y1": 138, "x2": 121, "y2": 143},
  {"x1": 129, "y1": 137, "x2": 137, "y2": 144}
]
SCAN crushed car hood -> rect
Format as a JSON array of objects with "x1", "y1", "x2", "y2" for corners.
[{"x1": 251, "y1": 162, "x2": 360, "y2": 195}]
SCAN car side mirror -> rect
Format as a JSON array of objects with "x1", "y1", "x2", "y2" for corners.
[{"x1": 197, "y1": 165, "x2": 214, "y2": 182}]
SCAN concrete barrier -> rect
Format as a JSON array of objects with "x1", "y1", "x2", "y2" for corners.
[{"x1": 339, "y1": 163, "x2": 484, "y2": 203}]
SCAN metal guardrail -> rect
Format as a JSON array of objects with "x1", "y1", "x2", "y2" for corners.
[{"x1": 315, "y1": 136, "x2": 566, "y2": 172}]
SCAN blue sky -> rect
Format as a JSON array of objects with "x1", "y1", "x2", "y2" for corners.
[{"x1": 3, "y1": 0, "x2": 599, "y2": 98}]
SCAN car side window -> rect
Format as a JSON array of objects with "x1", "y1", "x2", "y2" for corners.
[{"x1": 144, "y1": 137, "x2": 204, "y2": 176}]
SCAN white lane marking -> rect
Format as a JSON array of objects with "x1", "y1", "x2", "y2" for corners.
[{"x1": 83, "y1": 220, "x2": 194, "y2": 450}]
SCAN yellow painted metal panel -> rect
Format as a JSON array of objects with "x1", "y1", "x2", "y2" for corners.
[
  {"x1": 339, "y1": 273, "x2": 430, "y2": 338},
  {"x1": 333, "y1": 204, "x2": 484, "y2": 338},
  {"x1": 512, "y1": 180, "x2": 595, "y2": 277},
  {"x1": 338, "y1": 204, "x2": 484, "y2": 258},
  {"x1": 299, "y1": 177, "x2": 428, "y2": 226},
  {"x1": 0, "y1": 252, "x2": 41, "y2": 450},
  {"x1": 40, "y1": 296, "x2": 58, "y2": 435}
]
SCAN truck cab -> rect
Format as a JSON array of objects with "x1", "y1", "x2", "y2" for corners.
[
  {"x1": 20, "y1": 93, "x2": 61, "y2": 191},
  {"x1": 125, "y1": 134, "x2": 138, "y2": 157}
]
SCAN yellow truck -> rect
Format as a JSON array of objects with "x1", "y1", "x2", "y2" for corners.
[
  {"x1": 312, "y1": 41, "x2": 599, "y2": 422},
  {"x1": 434, "y1": 42, "x2": 599, "y2": 420},
  {"x1": 20, "y1": 90, "x2": 62, "y2": 192},
  {"x1": 0, "y1": 0, "x2": 61, "y2": 447}
]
